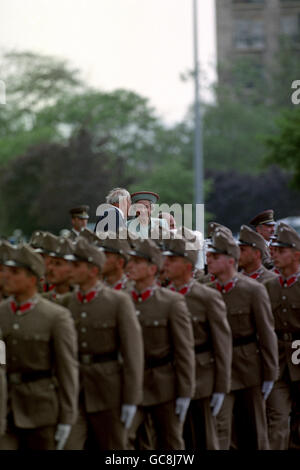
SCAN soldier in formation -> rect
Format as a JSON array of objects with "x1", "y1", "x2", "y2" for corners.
[{"x1": 0, "y1": 200, "x2": 300, "y2": 450}]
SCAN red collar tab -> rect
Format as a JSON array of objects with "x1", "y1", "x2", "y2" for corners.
[
  {"x1": 210, "y1": 274, "x2": 216, "y2": 282},
  {"x1": 216, "y1": 277, "x2": 238, "y2": 294},
  {"x1": 77, "y1": 290, "x2": 97, "y2": 304},
  {"x1": 169, "y1": 281, "x2": 193, "y2": 296},
  {"x1": 242, "y1": 267, "x2": 263, "y2": 280},
  {"x1": 272, "y1": 267, "x2": 280, "y2": 275},
  {"x1": 10, "y1": 296, "x2": 38, "y2": 315},
  {"x1": 113, "y1": 276, "x2": 127, "y2": 291},
  {"x1": 278, "y1": 273, "x2": 300, "y2": 288},
  {"x1": 131, "y1": 286, "x2": 156, "y2": 303},
  {"x1": 42, "y1": 282, "x2": 56, "y2": 293},
  {"x1": 76, "y1": 283, "x2": 102, "y2": 304}
]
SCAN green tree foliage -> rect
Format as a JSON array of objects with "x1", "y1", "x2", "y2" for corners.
[
  {"x1": 264, "y1": 106, "x2": 300, "y2": 188},
  {"x1": 0, "y1": 128, "x2": 134, "y2": 236}
]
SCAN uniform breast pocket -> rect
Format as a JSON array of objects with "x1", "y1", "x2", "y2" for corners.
[
  {"x1": 92, "y1": 320, "x2": 117, "y2": 349},
  {"x1": 142, "y1": 318, "x2": 169, "y2": 348},
  {"x1": 19, "y1": 334, "x2": 51, "y2": 366},
  {"x1": 191, "y1": 314, "x2": 208, "y2": 340},
  {"x1": 228, "y1": 308, "x2": 253, "y2": 333}
]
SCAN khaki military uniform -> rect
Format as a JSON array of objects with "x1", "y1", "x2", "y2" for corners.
[
  {"x1": 0, "y1": 329, "x2": 7, "y2": 436},
  {"x1": 0, "y1": 295, "x2": 79, "y2": 450},
  {"x1": 242, "y1": 266, "x2": 278, "y2": 285},
  {"x1": 210, "y1": 273, "x2": 279, "y2": 450},
  {"x1": 112, "y1": 276, "x2": 155, "y2": 451},
  {"x1": 59, "y1": 283, "x2": 144, "y2": 450},
  {"x1": 265, "y1": 275, "x2": 300, "y2": 449},
  {"x1": 129, "y1": 285, "x2": 195, "y2": 450},
  {"x1": 67, "y1": 229, "x2": 80, "y2": 241},
  {"x1": 262, "y1": 245, "x2": 274, "y2": 270},
  {"x1": 180, "y1": 279, "x2": 232, "y2": 450}
]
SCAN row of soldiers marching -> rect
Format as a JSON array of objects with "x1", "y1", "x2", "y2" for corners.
[{"x1": 0, "y1": 202, "x2": 299, "y2": 450}]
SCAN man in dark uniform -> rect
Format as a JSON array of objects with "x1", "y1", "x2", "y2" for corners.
[
  {"x1": 264, "y1": 223, "x2": 300, "y2": 449},
  {"x1": 0, "y1": 244, "x2": 79, "y2": 450},
  {"x1": 163, "y1": 231, "x2": 232, "y2": 450},
  {"x1": 59, "y1": 237, "x2": 144, "y2": 450},
  {"x1": 206, "y1": 229, "x2": 278, "y2": 450},
  {"x1": 126, "y1": 238, "x2": 195, "y2": 449},
  {"x1": 249, "y1": 210, "x2": 276, "y2": 269},
  {"x1": 238, "y1": 225, "x2": 278, "y2": 284},
  {"x1": 69, "y1": 206, "x2": 90, "y2": 241}
]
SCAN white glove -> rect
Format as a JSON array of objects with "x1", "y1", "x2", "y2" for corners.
[
  {"x1": 262, "y1": 381, "x2": 274, "y2": 400},
  {"x1": 120, "y1": 404, "x2": 137, "y2": 429},
  {"x1": 210, "y1": 393, "x2": 225, "y2": 417},
  {"x1": 175, "y1": 397, "x2": 191, "y2": 423},
  {"x1": 55, "y1": 423, "x2": 71, "y2": 450}
]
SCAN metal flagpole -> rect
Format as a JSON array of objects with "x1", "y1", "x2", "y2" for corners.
[{"x1": 193, "y1": 0, "x2": 204, "y2": 206}]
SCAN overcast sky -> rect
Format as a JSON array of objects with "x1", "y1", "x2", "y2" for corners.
[{"x1": 0, "y1": 0, "x2": 216, "y2": 124}]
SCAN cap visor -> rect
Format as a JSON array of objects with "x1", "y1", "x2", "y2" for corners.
[
  {"x1": 33, "y1": 248, "x2": 45, "y2": 254},
  {"x1": 270, "y1": 241, "x2": 292, "y2": 248}
]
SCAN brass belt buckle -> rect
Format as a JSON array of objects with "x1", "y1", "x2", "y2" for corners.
[
  {"x1": 80, "y1": 354, "x2": 92, "y2": 365},
  {"x1": 9, "y1": 372, "x2": 22, "y2": 385}
]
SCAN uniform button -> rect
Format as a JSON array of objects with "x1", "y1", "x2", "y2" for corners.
[
  {"x1": 12, "y1": 324, "x2": 19, "y2": 330},
  {"x1": 283, "y1": 309, "x2": 287, "y2": 313},
  {"x1": 49, "y1": 383, "x2": 55, "y2": 390},
  {"x1": 283, "y1": 322, "x2": 288, "y2": 326},
  {"x1": 136, "y1": 310, "x2": 140, "y2": 316},
  {"x1": 81, "y1": 342, "x2": 87, "y2": 348},
  {"x1": 210, "y1": 358, "x2": 214, "y2": 363},
  {"x1": 81, "y1": 327, "x2": 87, "y2": 333},
  {"x1": 138, "y1": 297, "x2": 142, "y2": 303},
  {"x1": 12, "y1": 339, "x2": 18, "y2": 345},
  {"x1": 222, "y1": 289, "x2": 226, "y2": 294},
  {"x1": 282, "y1": 296, "x2": 287, "y2": 300},
  {"x1": 81, "y1": 312, "x2": 87, "y2": 318},
  {"x1": 83, "y1": 299, "x2": 87, "y2": 304},
  {"x1": 12, "y1": 356, "x2": 17, "y2": 362},
  {"x1": 103, "y1": 323, "x2": 107, "y2": 328},
  {"x1": 154, "y1": 321, "x2": 159, "y2": 326},
  {"x1": 284, "y1": 285, "x2": 288, "y2": 288}
]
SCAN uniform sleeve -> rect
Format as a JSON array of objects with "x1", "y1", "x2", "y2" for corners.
[
  {"x1": 117, "y1": 293, "x2": 144, "y2": 405},
  {"x1": 169, "y1": 295, "x2": 195, "y2": 398},
  {"x1": 252, "y1": 283, "x2": 279, "y2": 381},
  {"x1": 0, "y1": 329, "x2": 7, "y2": 436},
  {"x1": 206, "y1": 290, "x2": 232, "y2": 394},
  {"x1": 52, "y1": 308, "x2": 79, "y2": 425}
]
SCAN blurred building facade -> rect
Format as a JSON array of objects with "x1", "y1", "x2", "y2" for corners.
[{"x1": 216, "y1": 0, "x2": 300, "y2": 84}]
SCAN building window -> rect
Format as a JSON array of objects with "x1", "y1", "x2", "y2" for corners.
[
  {"x1": 280, "y1": 14, "x2": 300, "y2": 43},
  {"x1": 234, "y1": 19, "x2": 265, "y2": 49}
]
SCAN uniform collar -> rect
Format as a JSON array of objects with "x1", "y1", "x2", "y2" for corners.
[
  {"x1": 105, "y1": 275, "x2": 127, "y2": 291},
  {"x1": 278, "y1": 272, "x2": 300, "y2": 288},
  {"x1": 215, "y1": 276, "x2": 238, "y2": 294},
  {"x1": 241, "y1": 266, "x2": 264, "y2": 280},
  {"x1": 10, "y1": 295, "x2": 39, "y2": 315},
  {"x1": 169, "y1": 279, "x2": 194, "y2": 296},
  {"x1": 131, "y1": 284, "x2": 157, "y2": 303},
  {"x1": 76, "y1": 281, "x2": 102, "y2": 304}
]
